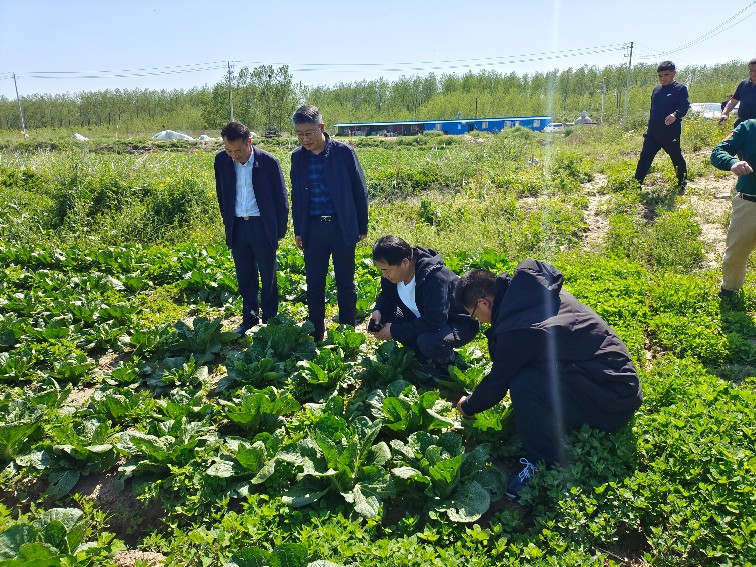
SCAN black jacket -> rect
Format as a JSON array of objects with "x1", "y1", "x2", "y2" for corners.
[
  {"x1": 461, "y1": 260, "x2": 642, "y2": 415},
  {"x1": 647, "y1": 81, "x2": 690, "y2": 133},
  {"x1": 374, "y1": 247, "x2": 478, "y2": 344},
  {"x1": 214, "y1": 146, "x2": 289, "y2": 248},
  {"x1": 290, "y1": 134, "x2": 369, "y2": 246}
]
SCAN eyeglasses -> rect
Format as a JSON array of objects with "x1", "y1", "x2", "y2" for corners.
[
  {"x1": 295, "y1": 128, "x2": 320, "y2": 139},
  {"x1": 470, "y1": 296, "x2": 486, "y2": 319}
]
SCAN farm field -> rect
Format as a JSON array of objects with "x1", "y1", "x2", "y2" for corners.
[{"x1": 1, "y1": 122, "x2": 755, "y2": 566}]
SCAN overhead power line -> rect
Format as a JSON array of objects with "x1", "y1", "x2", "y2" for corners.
[
  {"x1": 4, "y1": 61, "x2": 231, "y2": 81},
  {"x1": 1, "y1": 44, "x2": 629, "y2": 85},
  {"x1": 270, "y1": 44, "x2": 629, "y2": 75},
  {"x1": 638, "y1": 0, "x2": 756, "y2": 59}
]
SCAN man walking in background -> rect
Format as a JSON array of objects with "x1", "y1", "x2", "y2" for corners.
[
  {"x1": 290, "y1": 105, "x2": 369, "y2": 341},
  {"x1": 719, "y1": 58, "x2": 756, "y2": 128},
  {"x1": 712, "y1": 118, "x2": 756, "y2": 299},
  {"x1": 215, "y1": 121, "x2": 289, "y2": 335},
  {"x1": 634, "y1": 60, "x2": 690, "y2": 190}
]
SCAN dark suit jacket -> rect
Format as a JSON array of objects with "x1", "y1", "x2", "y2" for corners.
[
  {"x1": 214, "y1": 146, "x2": 289, "y2": 248},
  {"x1": 290, "y1": 134, "x2": 369, "y2": 246}
]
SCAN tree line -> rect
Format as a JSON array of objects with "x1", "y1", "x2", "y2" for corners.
[{"x1": 0, "y1": 60, "x2": 749, "y2": 135}]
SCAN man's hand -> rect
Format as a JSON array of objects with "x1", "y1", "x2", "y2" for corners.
[
  {"x1": 295, "y1": 235, "x2": 303, "y2": 250},
  {"x1": 664, "y1": 113, "x2": 677, "y2": 126},
  {"x1": 718, "y1": 114, "x2": 729, "y2": 126},
  {"x1": 373, "y1": 322, "x2": 392, "y2": 341},
  {"x1": 456, "y1": 396, "x2": 473, "y2": 418},
  {"x1": 731, "y1": 161, "x2": 754, "y2": 177}
]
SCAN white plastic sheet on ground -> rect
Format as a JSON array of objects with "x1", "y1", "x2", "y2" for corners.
[{"x1": 153, "y1": 130, "x2": 193, "y2": 140}]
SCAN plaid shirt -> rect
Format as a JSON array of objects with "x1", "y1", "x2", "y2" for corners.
[{"x1": 307, "y1": 150, "x2": 336, "y2": 216}]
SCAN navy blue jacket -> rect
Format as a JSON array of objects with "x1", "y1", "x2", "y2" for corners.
[
  {"x1": 647, "y1": 81, "x2": 690, "y2": 133},
  {"x1": 733, "y1": 78, "x2": 756, "y2": 124},
  {"x1": 290, "y1": 134, "x2": 369, "y2": 246},
  {"x1": 214, "y1": 146, "x2": 289, "y2": 248},
  {"x1": 461, "y1": 260, "x2": 642, "y2": 416},
  {"x1": 373, "y1": 247, "x2": 479, "y2": 344}
]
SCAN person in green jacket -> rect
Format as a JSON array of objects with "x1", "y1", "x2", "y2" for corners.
[{"x1": 711, "y1": 119, "x2": 756, "y2": 297}]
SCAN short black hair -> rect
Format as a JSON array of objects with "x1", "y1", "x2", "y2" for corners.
[
  {"x1": 749, "y1": 57, "x2": 756, "y2": 66},
  {"x1": 657, "y1": 60, "x2": 676, "y2": 72},
  {"x1": 292, "y1": 105, "x2": 323, "y2": 126},
  {"x1": 220, "y1": 121, "x2": 251, "y2": 142},
  {"x1": 455, "y1": 269, "x2": 497, "y2": 310},
  {"x1": 372, "y1": 235, "x2": 413, "y2": 266}
]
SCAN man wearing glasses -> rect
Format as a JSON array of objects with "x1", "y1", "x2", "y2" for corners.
[
  {"x1": 290, "y1": 105, "x2": 369, "y2": 341},
  {"x1": 454, "y1": 260, "x2": 642, "y2": 499}
]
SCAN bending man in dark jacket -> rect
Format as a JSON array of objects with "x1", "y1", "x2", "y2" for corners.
[
  {"x1": 215, "y1": 121, "x2": 289, "y2": 334},
  {"x1": 455, "y1": 260, "x2": 643, "y2": 498},
  {"x1": 368, "y1": 235, "x2": 479, "y2": 371},
  {"x1": 290, "y1": 105, "x2": 369, "y2": 341}
]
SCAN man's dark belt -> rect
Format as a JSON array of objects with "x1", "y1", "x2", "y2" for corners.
[
  {"x1": 739, "y1": 193, "x2": 756, "y2": 202},
  {"x1": 236, "y1": 215, "x2": 260, "y2": 220},
  {"x1": 311, "y1": 215, "x2": 334, "y2": 222}
]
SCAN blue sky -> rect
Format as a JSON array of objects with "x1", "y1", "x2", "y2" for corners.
[{"x1": 1, "y1": 0, "x2": 755, "y2": 99}]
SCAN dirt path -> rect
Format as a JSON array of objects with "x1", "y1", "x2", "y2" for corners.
[
  {"x1": 579, "y1": 172, "x2": 735, "y2": 270},
  {"x1": 681, "y1": 176, "x2": 734, "y2": 270}
]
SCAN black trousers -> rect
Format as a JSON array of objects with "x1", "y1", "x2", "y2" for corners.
[
  {"x1": 634, "y1": 128, "x2": 687, "y2": 184},
  {"x1": 231, "y1": 217, "x2": 278, "y2": 324},
  {"x1": 303, "y1": 217, "x2": 357, "y2": 339},
  {"x1": 383, "y1": 305, "x2": 479, "y2": 364},
  {"x1": 508, "y1": 366, "x2": 635, "y2": 467}
]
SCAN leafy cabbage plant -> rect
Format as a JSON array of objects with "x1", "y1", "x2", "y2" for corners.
[
  {"x1": 216, "y1": 355, "x2": 286, "y2": 393},
  {"x1": 0, "y1": 380, "x2": 71, "y2": 463},
  {"x1": 218, "y1": 386, "x2": 300, "y2": 433},
  {"x1": 245, "y1": 315, "x2": 317, "y2": 368},
  {"x1": 171, "y1": 316, "x2": 236, "y2": 364},
  {"x1": 0, "y1": 507, "x2": 123, "y2": 563},
  {"x1": 205, "y1": 431, "x2": 292, "y2": 498},
  {"x1": 358, "y1": 341, "x2": 418, "y2": 386},
  {"x1": 367, "y1": 380, "x2": 455, "y2": 435},
  {"x1": 23, "y1": 417, "x2": 119, "y2": 500},
  {"x1": 115, "y1": 417, "x2": 214, "y2": 480},
  {"x1": 278, "y1": 415, "x2": 394, "y2": 518},
  {"x1": 390, "y1": 431, "x2": 507, "y2": 522}
]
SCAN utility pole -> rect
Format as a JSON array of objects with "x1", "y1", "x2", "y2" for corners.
[
  {"x1": 12, "y1": 74, "x2": 27, "y2": 140},
  {"x1": 227, "y1": 61, "x2": 234, "y2": 122},
  {"x1": 624, "y1": 42, "x2": 633, "y2": 123},
  {"x1": 600, "y1": 81, "x2": 606, "y2": 125}
]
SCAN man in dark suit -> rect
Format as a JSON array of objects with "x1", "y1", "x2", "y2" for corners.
[
  {"x1": 290, "y1": 105, "x2": 369, "y2": 341},
  {"x1": 215, "y1": 121, "x2": 289, "y2": 335}
]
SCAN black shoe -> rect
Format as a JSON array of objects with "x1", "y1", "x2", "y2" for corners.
[
  {"x1": 718, "y1": 287, "x2": 736, "y2": 299},
  {"x1": 234, "y1": 317, "x2": 259, "y2": 335},
  {"x1": 678, "y1": 180, "x2": 687, "y2": 193}
]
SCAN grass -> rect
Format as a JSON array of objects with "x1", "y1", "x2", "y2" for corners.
[{"x1": 1, "y1": 121, "x2": 755, "y2": 565}]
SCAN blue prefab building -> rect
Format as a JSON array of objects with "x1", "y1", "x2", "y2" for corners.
[{"x1": 334, "y1": 116, "x2": 553, "y2": 136}]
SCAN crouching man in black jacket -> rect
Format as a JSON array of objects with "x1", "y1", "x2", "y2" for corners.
[
  {"x1": 455, "y1": 260, "x2": 643, "y2": 498},
  {"x1": 368, "y1": 235, "x2": 479, "y2": 374}
]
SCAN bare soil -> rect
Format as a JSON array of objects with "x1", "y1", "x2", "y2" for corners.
[{"x1": 579, "y1": 171, "x2": 735, "y2": 271}]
